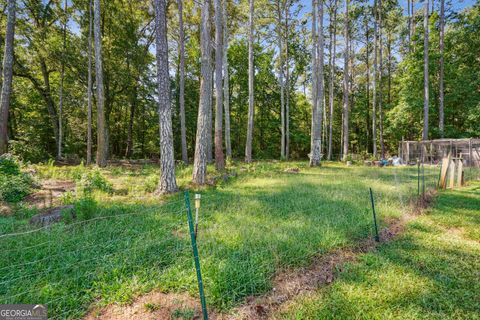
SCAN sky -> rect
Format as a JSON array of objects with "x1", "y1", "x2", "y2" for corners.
[{"x1": 301, "y1": 0, "x2": 477, "y2": 16}]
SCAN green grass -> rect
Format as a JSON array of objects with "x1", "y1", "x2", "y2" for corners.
[
  {"x1": 0, "y1": 161, "x2": 454, "y2": 318},
  {"x1": 277, "y1": 182, "x2": 480, "y2": 320}
]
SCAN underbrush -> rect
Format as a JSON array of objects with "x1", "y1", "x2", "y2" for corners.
[{"x1": 0, "y1": 154, "x2": 36, "y2": 204}]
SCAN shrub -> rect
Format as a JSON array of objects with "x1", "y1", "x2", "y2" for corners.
[
  {"x1": 0, "y1": 154, "x2": 35, "y2": 203},
  {"x1": 73, "y1": 197, "x2": 97, "y2": 221},
  {"x1": 77, "y1": 170, "x2": 113, "y2": 195},
  {"x1": 0, "y1": 154, "x2": 21, "y2": 176},
  {"x1": 143, "y1": 175, "x2": 159, "y2": 193}
]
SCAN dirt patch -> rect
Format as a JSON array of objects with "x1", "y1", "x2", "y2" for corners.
[
  {"x1": 25, "y1": 180, "x2": 75, "y2": 209},
  {"x1": 85, "y1": 292, "x2": 214, "y2": 320}
]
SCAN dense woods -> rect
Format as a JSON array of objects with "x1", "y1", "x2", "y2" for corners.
[{"x1": 0, "y1": 0, "x2": 479, "y2": 184}]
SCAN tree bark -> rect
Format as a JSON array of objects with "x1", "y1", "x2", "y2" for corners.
[
  {"x1": 277, "y1": 2, "x2": 285, "y2": 160},
  {"x1": 365, "y1": 12, "x2": 370, "y2": 154},
  {"x1": 93, "y1": 0, "x2": 107, "y2": 167},
  {"x1": 372, "y1": 0, "x2": 378, "y2": 157},
  {"x1": 310, "y1": 0, "x2": 318, "y2": 162},
  {"x1": 379, "y1": 0, "x2": 385, "y2": 158},
  {"x1": 342, "y1": 0, "x2": 349, "y2": 160},
  {"x1": 0, "y1": 0, "x2": 15, "y2": 154},
  {"x1": 439, "y1": 0, "x2": 445, "y2": 137},
  {"x1": 223, "y1": 0, "x2": 232, "y2": 160},
  {"x1": 423, "y1": 0, "x2": 429, "y2": 141},
  {"x1": 154, "y1": 0, "x2": 178, "y2": 193},
  {"x1": 86, "y1": 0, "x2": 93, "y2": 165},
  {"x1": 285, "y1": 2, "x2": 290, "y2": 160},
  {"x1": 310, "y1": 0, "x2": 324, "y2": 167},
  {"x1": 214, "y1": 0, "x2": 225, "y2": 170},
  {"x1": 245, "y1": 0, "x2": 254, "y2": 163},
  {"x1": 193, "y1": 0, "x2": 212, "y2": 184},
  {"x1": 327, "y1": 0, "x2": 337, "y2": 160},
  {"x1": 178, "y1": 0, "x2": 188, "y2": 164},
  {"x1": 58, "y1": 0, "x2": 68, "y2": 160}
]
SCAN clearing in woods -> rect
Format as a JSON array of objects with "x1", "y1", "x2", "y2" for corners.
[{"x1": 0, "y1": 162, "x2": 477, "y2": 319}]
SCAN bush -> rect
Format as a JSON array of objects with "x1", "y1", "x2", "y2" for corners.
[
  {"x1": 0, "y1": 154, "x2": 21, "y2": 176},
  {"x1": 77, "y1": 170, "x2": 113, "y2": 195},
  {"x1": 0, "y1": 154, "x2": 35, "y2": 203},
  {"x1": 73, "y1": 197, "x2": 97, "y2": 221},
  {"x1": 143, "y1": 175, "x2": 159, "y2": 193}
]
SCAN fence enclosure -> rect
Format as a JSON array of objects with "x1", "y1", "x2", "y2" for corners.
[{"x1": 399, "y1": 138, "x2": 480, "y2": 167}]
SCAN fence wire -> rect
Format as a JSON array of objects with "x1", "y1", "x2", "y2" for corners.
[{"x1": 0, "y1": 161, "x2": 478, "y2": 319}]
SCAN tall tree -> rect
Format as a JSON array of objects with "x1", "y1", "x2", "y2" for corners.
[
  {"x1": 310, "y1": 0, "x2": 324, "y2": 166},
  {"x1": 245, "y1": 0, "x2": 255, "y2": 163},
  {"x1": 342, "y1": 0, "x2": 350, "y2": 160},
  {"x1": 86, "y1": 0, "x2": 93, "y2": 165},
  {"x1": 372, "y1": 0, "x2": 378, "y2": 157},
  {"x1": 93, "y1": 0, "x2": 107, "y2": 167},
  {"x1": 193, "y1": 0, "x2": 212, "y2": 184},
  {"x1": 379, "y1": 0, "x2": 385, "y2": 158},
  {"x1": 214, "y1": 0, "x2": 225, "y2": 170},
  {"x1": 178, "y1": 0, "x2": 188, "y2": 164},
  {"x1": 423, "y1": 0, "x2": 429, "y2": 140},
  {"x1": 276, "y1": 0, "x2": 286, "y2": 159},
  {"x1": 310, "y1": 0, "x2": 318, "y2": 162},
  {"x1": 57, "y1": 0, "x2": 67, "y2": 159},
  {"x1": 327, "y1": 0, "x2": 338, "y2": 160},
  {"x1": 439, "y1": 0, "x2": 445, "y2": 137},
  {"x1": 0, "y1": 0, "x2": 15, "y2": 155},
  {"x1": 154, "y1": 0, "x2": 178, "y2": 193},
  {"x1": 223, "y1": 0, "x2": 232, "y2": 160},
  {"x1": 285, "y1": 1, "x2": 290, "y2": 160}
]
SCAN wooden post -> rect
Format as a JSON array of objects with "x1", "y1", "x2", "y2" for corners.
[
  {"x1": 469, "y1": 139, "x2": 473, "y2": 167},
  {"x1": 456, "y1": 159, "x2": 464, "y2": 187},
  {"x1": 406, "y1": 142, "x2": 410, "y2": 164},
  {"x1": 439, "y1": 154, "x2": 450, "y2": 189},
  {"x1": 449, "y1": 159, "x2": 456, "y2": 189}
]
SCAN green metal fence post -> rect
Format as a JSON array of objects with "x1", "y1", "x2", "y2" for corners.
[
  {"x1": 184, "y1": 191, "x2": 208, "y2": 320},
  {"x1": 369, "y1": 188, "x2": 380, "y2": 242}
]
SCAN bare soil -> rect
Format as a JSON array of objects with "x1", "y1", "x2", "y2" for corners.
[{"x1": 25, "y1": 180, "x2": 75, "y2": 209}]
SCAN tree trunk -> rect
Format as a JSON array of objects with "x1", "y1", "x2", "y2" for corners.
[
  {"x1": 277, "y1": 2, "x2": 285, "y2": 160},
  {"x1": 125, "y1": 84, "x2": 136, "y2": 158},
  {"x1": 214, "y1": 0, "x2": 225, "y2": 171},
  {"x1": 93, "y1": 0, "x2": 107, "y2": 167},
  {"x1": 342, "y1": 0, "x2": 349, "y2": 160},
  {"x1": 372, "y1": 0, "x2": 378, "y2": 157},
  {"x1": 423, "y1": 0, "x2": 429, "y2": 141},
  {"x1": 193, "y1": 0, "x2": 212, "y2": 184},
  {"x1": 86, "y1": 0, "x2": 93, "y2": 165},
  {"x1": 379, "y1": 0, "x2": 385, "y2": 158},
  {"x1": 223, "y1": 0, "x2": 232, "y2": 160},
  {"x1": 327, "y1": 0, "x2": 337, "y2": 160},
  {"x1": 439, "y1": 0, "x2": 444, "y2": 137},
  {"x1": 310, "y1": 0, "x2": 324, "y2": 166},
  {"x1": 310, "y1": 0, "x2": 318, "y2": 163},
  {"x1": 285, "y1": 2, "x2": 290, "y2": 160},
  {"x1": 58, "y1": 0, "x2": 67, "y2": 160},
  {"x1": 365, "y1": 13, "x2": 370, "y2": 153},
  {"x1": 178, "y1": 0, "x2": 188, "y2": 164},
  {"x1": 154, "y1": 0, "x2": 178, "y2": 193},
  {"x1": 0, "y1": 0, "x2": 15, "y2": 154},
  {"x1": 245, "y1": 0, "x2": 254, "y2": 163}
]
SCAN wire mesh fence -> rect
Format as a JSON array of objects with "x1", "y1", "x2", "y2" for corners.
[{"x1": 0, "y1": 161, "x2": 478, "y2": 319}]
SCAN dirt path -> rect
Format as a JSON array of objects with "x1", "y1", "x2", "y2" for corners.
[
  {"x1": 25, "y1": 180, "x2": 75, "y2": 209},
  {"x1": 84, "y1": 194, "x2": 434, "y2": 320}
]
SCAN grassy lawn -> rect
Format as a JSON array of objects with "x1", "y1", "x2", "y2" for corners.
[
  {"x1": 277, "y1": 181, "x2": 480, "y2": 320},
  {"x1": 0, "y1": 161, "x2": 445, "y2": 318}
]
